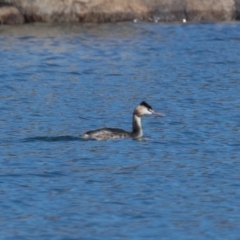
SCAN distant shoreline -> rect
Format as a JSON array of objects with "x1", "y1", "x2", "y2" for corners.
[{"x1": 0, "y1": 0, "x2": 239, "y2": 25}]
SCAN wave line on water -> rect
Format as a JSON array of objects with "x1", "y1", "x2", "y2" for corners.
[{"x1": 22, "y1": 136, "x2": 80, "y2": 142}]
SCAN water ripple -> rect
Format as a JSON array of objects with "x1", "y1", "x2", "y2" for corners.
[{"x1": 0, "y1": 22, "x2": 240, "y2": 240}]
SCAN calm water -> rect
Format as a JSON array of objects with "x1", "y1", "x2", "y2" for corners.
[{"x1": 1, "y1": 22, "x2": 240, "y2": 240}]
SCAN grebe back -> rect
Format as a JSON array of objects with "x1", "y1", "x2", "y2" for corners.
[{"x1": 80, "y1": 101, "x2": 164, "y2": 140}]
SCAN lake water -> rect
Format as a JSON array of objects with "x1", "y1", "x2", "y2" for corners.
[{"x1": 1, "y1": 22, "x2": 240, "y2": 240}]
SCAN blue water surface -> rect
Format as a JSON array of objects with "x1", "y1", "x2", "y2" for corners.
[{"x1": 0, "y1": 22, "x2": 240, "y2": 240}]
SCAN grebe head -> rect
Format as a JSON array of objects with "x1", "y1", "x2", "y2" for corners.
[{"x1": 134, "y1": 101, "x2": 165, "y2": 117}]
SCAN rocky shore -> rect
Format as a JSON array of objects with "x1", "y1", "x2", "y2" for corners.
[{"x1": 0, "y1": 0, "x2": 240, "y2": 24}]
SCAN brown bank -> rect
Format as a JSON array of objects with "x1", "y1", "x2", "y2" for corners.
[{"x1": 1, "y1": 0, "x2": 240, "y2": 24}]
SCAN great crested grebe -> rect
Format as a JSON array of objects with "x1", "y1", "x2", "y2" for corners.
[{"x1": 80, "y1": 101, "x2": 164, "y2": 140}]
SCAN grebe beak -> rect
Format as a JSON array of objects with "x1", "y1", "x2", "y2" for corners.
[{"x1": 150, "y1": 109, "x2": 165, "y2": 116}]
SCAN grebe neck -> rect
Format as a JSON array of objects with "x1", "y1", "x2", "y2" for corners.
[{"x1": 132, "y1": 114, "x2": 143, "y2": 138}]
